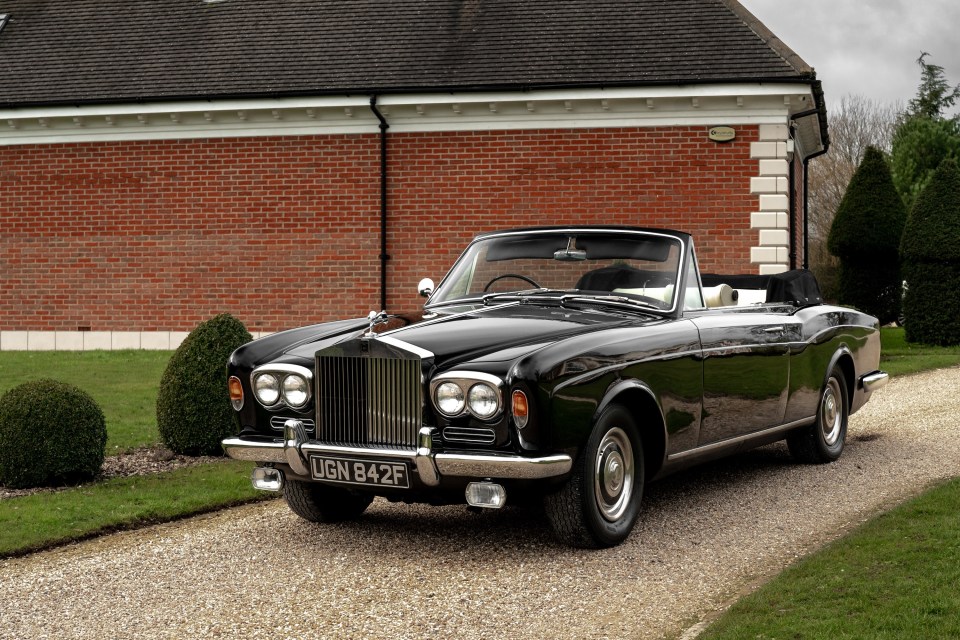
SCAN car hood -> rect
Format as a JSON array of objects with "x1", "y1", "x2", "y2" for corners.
[{"x1": 281, "y1": 303, "x2": 654, "y2": 368}]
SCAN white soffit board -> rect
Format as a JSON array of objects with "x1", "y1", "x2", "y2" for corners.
[{"x1": 0, "y1": 84, "x2": 816, "y2": 146}]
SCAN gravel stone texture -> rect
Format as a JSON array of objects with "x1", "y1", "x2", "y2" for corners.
[{"x1": 1, "y1": 367, "x2": 958, "y2": 640}]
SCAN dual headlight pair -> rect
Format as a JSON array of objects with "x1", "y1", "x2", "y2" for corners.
[
  {"x1": 248, "y1": 365, "x2": 505, "y2": 421},
  {"x1": 251, "y1": 365, "x2": 312, "y2": 409},
  {"x1": 431, "y1": 373, "x2": 503, "y2": 420}
]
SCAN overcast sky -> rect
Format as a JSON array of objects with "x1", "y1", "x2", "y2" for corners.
[{"x1": 739, "y1": 0, "x2": 960, "y2": 114}]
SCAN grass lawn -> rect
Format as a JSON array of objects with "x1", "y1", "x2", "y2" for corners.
[
  {"x1": 0, "y1": 461, "x2": 268, "y2": 557},
  {"x1": 880, "y1": 326, "x2": 960, "y2": 377},
  {"x1": 0, "y1": 350, "x2": 171, "y2": 452},
  {"x1": 0, "y1": 350, "x2": 272, "y2": 558},
  {"x1": 698, "y1": 477, "x2": 960, "y2": 639}
]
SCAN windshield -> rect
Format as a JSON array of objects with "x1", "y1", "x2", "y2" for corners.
[{"x1": 428, "y1": 230, "x2": 685, "y2": 311}]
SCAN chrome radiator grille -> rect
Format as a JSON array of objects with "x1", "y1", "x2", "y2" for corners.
[{"x1": 315, "y1": 355, "x2": 422, "y2": 450}]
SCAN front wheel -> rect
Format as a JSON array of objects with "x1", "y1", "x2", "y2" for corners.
[
  {"x1": 545, "y1": 404, "x2": 645, "y2": 548},
  {"x1": 788, "y1": 366, "x2": 849, "y2": 464},
  {"x1": 283, "y1": 479, "x2": 374, "y2": 523}
]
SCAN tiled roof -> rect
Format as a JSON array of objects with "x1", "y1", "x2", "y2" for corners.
[{"x1": 0, "y1": 0, "x2": 815, "y2": 107}]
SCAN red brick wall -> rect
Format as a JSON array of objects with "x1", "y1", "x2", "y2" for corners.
[{"x1": 0, "y1": 126, "x2": 760, "y2": 332}]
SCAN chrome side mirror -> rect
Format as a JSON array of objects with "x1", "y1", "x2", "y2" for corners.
[{"x1": 418, "y1": 278, "x2": 435, "y2": 298}]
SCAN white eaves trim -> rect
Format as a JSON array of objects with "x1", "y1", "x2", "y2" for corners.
[{"x1": 0, "y1": 83, "x2": 819, "y2": 147}]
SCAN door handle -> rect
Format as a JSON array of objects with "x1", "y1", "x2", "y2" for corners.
[{"x1": 763, "y1": 325, "x2": 785, "y2": 334}]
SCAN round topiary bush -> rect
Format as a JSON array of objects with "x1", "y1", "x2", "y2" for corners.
[
  {"x1": 157, "y1": 313, "x2": 252, "y2": 455},
  {"x1": 0, "y1": 379, "x2": 107, "y2": 489}
]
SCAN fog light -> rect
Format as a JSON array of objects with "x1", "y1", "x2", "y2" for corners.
[
  {"x1": 251, "y1": 467, "x2": 284, "y2": 492},
  {"x1": 465, "y1": 481, "x2": 506, "y2": 509}
]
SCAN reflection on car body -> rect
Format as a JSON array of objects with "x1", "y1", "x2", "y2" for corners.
[{"x1": 223, "y1": 227, "x2": 888, "y2": 548}]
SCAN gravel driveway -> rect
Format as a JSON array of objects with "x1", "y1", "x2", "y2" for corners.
[{"x1": 2, "y1": 367, "x2": 959, "y2": 640}]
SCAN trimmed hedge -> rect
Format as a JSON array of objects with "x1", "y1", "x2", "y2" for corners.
[
  {"x1": 901, "y1": 263, "x2": 960, "y2": 345},
  {"x1": 156, "y1": 314, "x2": 252, "y2": 455},
  {"x1": 0, "y1": 379, "x2": 107, "y2": 489},
  {"x1": 901, "y1": 158, "x2": 960, "y2": 345},
  {"x1": 836, "y1": 260, "x2": 903, "y2": 324},
  {"x1": 828, "y1": 146, "x2": 908, "y2": 323}
]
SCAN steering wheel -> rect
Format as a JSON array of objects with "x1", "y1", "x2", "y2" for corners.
[{"x1": 483, "y1": 273, "x2": 542, "y2": 292}]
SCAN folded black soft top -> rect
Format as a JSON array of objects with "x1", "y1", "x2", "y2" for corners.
[{"x1": 702, "y1": 270, "x2": 822, "y2": 307}]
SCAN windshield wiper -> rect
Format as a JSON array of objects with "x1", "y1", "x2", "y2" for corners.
[
  {"x1": 560, "y1": 294, "x2": 663, "y2": 313},
  {"x1": 425, "y1": 292, "x2": 542, "y2": 310},
  {"x1": 481, "y1": 288, "x2": 561, "y2": 305},
  {"x1": 424, "y1": 296, "x2": 488, "y2": 309}
]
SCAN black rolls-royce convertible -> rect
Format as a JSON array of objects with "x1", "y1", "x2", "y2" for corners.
[{"x1": 223, "y1": 227, "x2": 889, "y2": 548}]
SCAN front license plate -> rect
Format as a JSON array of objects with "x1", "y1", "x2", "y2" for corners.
[{"x1": 310, "y1": 456, "x2": 410, "y2": 489}]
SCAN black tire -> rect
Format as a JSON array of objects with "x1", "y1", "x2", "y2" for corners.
[
  {"x1": 545, "y1": 404, "x2": 645, "y2": 548},
  {"x1": 787, "y1": 366, "x2": 849, "y2": 464},
  {"x1": 283, "y1": 479, "x2": 374, "y2": 523}
]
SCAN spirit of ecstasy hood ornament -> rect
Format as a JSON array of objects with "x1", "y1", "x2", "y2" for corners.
[{"x1": 364, "y1": 310, "x2": 389, "y2": 338}]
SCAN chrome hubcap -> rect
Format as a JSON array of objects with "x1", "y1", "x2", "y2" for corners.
[
  {"x1": 594, "y1": 427, "x2": 634, "y2": 522},
  {"x1": 820, "y1": 378, "x2": 843, "y2": 446}
]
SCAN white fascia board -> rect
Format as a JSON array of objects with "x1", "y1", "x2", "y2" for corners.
[
  {"x1": 0, "y1": 83, "x2": 815, "y2": 146},
  {"x1": 377, "y1": 83, "x2": 813, "y2": 106},
  {"x1": 0, "y1": 95, "x2": 374, "y2": 121}
]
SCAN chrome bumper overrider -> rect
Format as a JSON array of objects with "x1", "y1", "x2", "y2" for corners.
[
  {"x1": 860, "y1": 370, "x2": 890, "y2": 393},
  {"x1": 222, "y1": 420, "x2": 573, "y2": 487}
]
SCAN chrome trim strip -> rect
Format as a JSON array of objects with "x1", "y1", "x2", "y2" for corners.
[
  {"x1": 252, "y1": 363, "x2": 315, "y2": 377},
  {"x1": 442, "y1": 426, "x2": 497, "y2": 445},
  {"x1": 861, "y1": 371, "x2": 889, "y2": 393},
  {"x1": 374, "y1": 334, "x2": 435, "y2": 359},
  {"x1": 433, "y1": 370, "x2": 505, "y2": 387},
  {"x1": 666, "y1": 416, "x2": 815, "y2": 462},
  {"x1": 269, "y1": 416, "x2": 315, "y2": 432}
]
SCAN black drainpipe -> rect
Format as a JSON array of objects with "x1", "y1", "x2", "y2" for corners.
[
  {"x1": 788, "y1": 151, "x2": 797, "y2": 269},
  {"x1": 370, "y1": 96, "x2": 389, "y2": 312},
  {"x1": 790, "y1": 108, "x2": 828, "y2": 270}
]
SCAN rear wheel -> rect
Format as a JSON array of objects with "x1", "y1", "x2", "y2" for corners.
[
  {"x1": 788, "y1": 366, "x2": 848, "y2": 463},
  {"x1": 283, "y1": 479, "x2": 374, "y2": 523},
  {"x1": 545, "y1": 404, "x2": 645, "y2": 548}
]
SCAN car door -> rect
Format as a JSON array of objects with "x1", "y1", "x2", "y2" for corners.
[{"x1": 689, "y1": 311, "x2": 801, "y2": 445}]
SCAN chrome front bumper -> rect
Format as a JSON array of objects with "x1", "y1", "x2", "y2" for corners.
[{"x1": 222, "y1": 420, "x2": 573, "y2": 487}]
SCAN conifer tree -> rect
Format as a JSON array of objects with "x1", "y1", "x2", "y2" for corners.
[
  {"x1": 900, "y1": 158, "x2": 960, "y2": 345},
  {"x1": 828, "y1": 146, "x2": 907, "y2": 323}
]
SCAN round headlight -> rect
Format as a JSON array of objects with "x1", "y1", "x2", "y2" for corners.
[
  {"x1": 435, "y1": 381, "x2": 465, "y2": 416},
  {"x1": 254, "y1": 373, "x2": 280, "y2": 406},
  {"x1": 282, "y1": 374, "x2": 309, "y2": 408},
  {"x1": 468, "y1": 383, "x2": 500, "y2": 419}
]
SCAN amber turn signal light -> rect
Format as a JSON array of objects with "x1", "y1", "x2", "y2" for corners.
[
  {"x1": 228, "y1": 376, "x2": 244, "y2": 410},
  {"x1": 511, "y1": 389, "x2": 529, "y2": 429}
]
